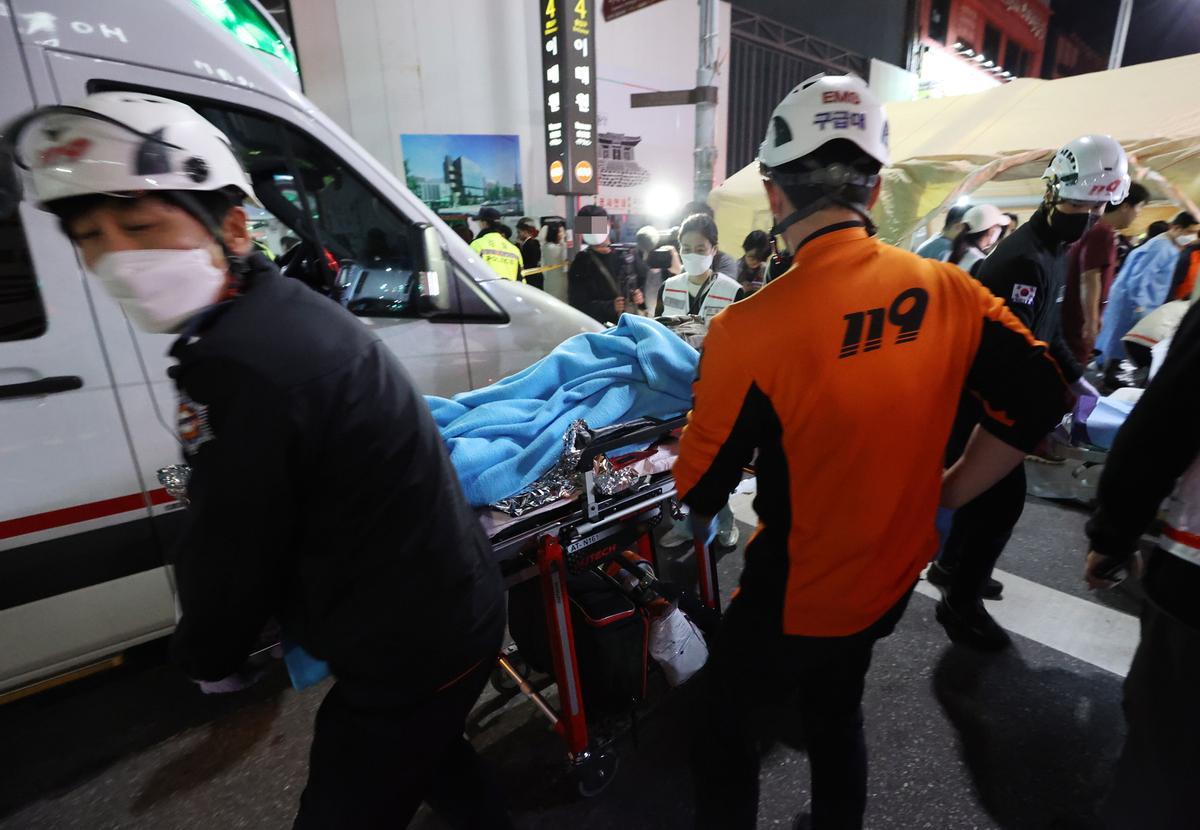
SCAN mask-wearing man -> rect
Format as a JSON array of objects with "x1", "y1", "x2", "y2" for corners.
[
  {"x1": 1096, "y1": 210, "x2": 1200, "y2": 383},
  {"x1": 567, "y1": 204, "x2": 642, "y2": 323},
  {"x1": 677, "y1": 73, "x2": 1069, "y2": 829},
  {"x1": 3, "y1": 93, "x2": 511, "y2": 829},
  {"x1": 929, "y1": 135, "x2": 1131, "y2": 650}
]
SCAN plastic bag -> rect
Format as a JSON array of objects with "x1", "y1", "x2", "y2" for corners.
[{"x1": 648, "y1": 606, "x2": 708, "y2": 686}]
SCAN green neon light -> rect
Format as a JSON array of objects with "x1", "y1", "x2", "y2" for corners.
[{"x1": 191, "y1": 0, "x2": 299, "y2": 74}]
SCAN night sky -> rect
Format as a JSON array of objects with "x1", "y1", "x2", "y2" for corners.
[{"x1": 1050, "y1": 0, "x2": 1200, "y2": 67}]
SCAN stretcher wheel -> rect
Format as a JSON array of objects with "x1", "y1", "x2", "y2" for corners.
[
  {"x1": 575, "y1": 748, "x2": 619, "y2": 797},
  {"x1": 490, "y1": 651, "x2": 531, "y2": 696}
]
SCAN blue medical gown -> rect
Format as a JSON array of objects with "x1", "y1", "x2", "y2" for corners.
[{"x1": 1096, "y1": 234, "x2": 1184, "y2": 362}]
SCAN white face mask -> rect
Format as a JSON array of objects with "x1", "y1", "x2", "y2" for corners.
[
  {"x1": 91, "y1": 248, "x2": 227, "y2": 334},
  {"x1": 583, "y1": 233, "x2": 609, "y2": 246},
  {"x1": 1176, "y1": 233, "x2": 1197, "y2": 247},
  {"x1": 681, "y1": 252, "x2": 714, "y2": 277}
]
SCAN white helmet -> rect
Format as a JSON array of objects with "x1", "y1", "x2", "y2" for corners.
[
  {"x1": 5, "y1": 92, "x2": 257, "y2": 208},
  {"x1": 1042, "y1": 135, "x2": 1130, "y2": 205},
  {"x1": 758, "y1": 74, "x2": 890, "y2": 170}
]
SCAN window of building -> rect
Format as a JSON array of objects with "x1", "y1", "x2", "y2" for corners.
[
  {"x1": 928, "y1": 0, "x2": 951, "y2": 44},
  {"x1": 1006, "y1": 41, "x2": 1029, "y2": 76},
  {"x1": 983, "y1": 24, "x2": 1002, "y2": 62},
  {"x1": 0, "y1": 213, "x2": 48, "y2": 342}
]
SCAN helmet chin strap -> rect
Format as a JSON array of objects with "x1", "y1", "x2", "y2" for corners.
[
  {"x1": 162, "y1": 190, "x2": 250, "y2": 279},
  {"x1": 770, "y1": 194, "x2": 876, "y2": 251}
]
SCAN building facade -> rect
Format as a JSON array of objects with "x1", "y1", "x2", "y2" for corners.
[{"x1": 916, "y1": 0, "x2": 1050, "y2": 97}]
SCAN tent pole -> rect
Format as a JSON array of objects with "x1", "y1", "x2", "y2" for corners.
[{"x1": 1108, "y1": 0, "x2": 1135, "y2": 70}]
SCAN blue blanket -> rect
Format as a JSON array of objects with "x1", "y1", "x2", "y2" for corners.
[{"x1": 427, "y1": 315, "x2": 699, "y2": 506}]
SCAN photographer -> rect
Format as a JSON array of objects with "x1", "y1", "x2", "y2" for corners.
[{"x1": 568, "y1": 204, "x2": 644, "y2": 324}]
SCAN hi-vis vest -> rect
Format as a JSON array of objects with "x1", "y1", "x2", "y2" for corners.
[
  {"x1": 470, "y1": 231, "x2": 524, "y2": 281},
  {"x1": 1161, "y1": 456, "x2": 1200, "y2": 567},
  {"x1": 661, "y1": 272, "x2": 741, "y2": 322}
]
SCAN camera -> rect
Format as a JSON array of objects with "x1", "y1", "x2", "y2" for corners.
[{"x1": 647, "y1": 246, "x2": 675, "y2": 271}]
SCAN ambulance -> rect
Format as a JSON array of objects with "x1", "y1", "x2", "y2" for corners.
[{"x1": 0, "y1": 0, "x2": 597, "y2": 695}]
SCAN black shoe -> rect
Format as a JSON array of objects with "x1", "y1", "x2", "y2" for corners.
[
  {"x1": 935, "y1": 599, "x2": 1011, "y2": 651},
  {"x1": 791, "y1": 812, "x2": 812, "y2": 830},
  {"x1": 926, "y1": 561, "x2": 1003, "y2": 600}
]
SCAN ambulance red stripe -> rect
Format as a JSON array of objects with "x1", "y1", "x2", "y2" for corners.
[{"x1": 0, "y1": 489, "x2": 176, "y2": 541}]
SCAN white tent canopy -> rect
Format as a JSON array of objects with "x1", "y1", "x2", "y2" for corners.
[{"x1": 711, "y1": 53, "x2": 1200, "y2": 247}]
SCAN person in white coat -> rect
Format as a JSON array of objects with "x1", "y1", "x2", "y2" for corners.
[
  {"x1": 655, "y1": 213, "x2": 746, "y2": 321},
  {"x1": 654, "y1": 213, "x2": 745, "y2": 550}
]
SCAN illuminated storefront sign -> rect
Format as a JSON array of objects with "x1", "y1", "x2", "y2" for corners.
[
  {"x1": 540, "y1": 0, "x2": 598, "y2": 194},
  {"x1": 190, "y1": 0, "x2": 297, "y2": 73}
]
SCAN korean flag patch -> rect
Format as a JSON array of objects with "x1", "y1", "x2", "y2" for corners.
[{"x1": 1012, "y1": 284, "x2": 1037, "y2": 306}]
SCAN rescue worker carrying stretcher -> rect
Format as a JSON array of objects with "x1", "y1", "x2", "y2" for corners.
[
  {"x1": 673, "y1": 74, "x2": 1071, "y2": 830},
  {"x1": 929, "y1": 135, "x2": 1128, "y2": 650},
  {"x1": 3, "y1": 93, "x2": 511, "y2": 830}
]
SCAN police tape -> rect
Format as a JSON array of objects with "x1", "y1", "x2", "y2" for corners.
[{"x1": 520, "y1": 262, "x2": 568, "y2": 278}]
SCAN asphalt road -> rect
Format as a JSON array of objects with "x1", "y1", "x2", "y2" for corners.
[{"x1": 0, "y1": 493, "x2": 1139, "y2": 830}]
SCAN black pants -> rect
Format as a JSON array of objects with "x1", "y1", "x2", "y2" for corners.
[
  {"x1": 1104, "y1": 589, "x2": 1200, "y2": 829},
  {"x1": 938, "y1": 404, "x2": 1026, "y2": 601},
  {"x1": 293, "y1": 659, "x2": 513, "y2": 830},
  {"x1": 691, "y1": 586, "x2": 915, "y2": 830},
  {"x1": 525, "y1": 273, "x2": 544, "y2": 291}
]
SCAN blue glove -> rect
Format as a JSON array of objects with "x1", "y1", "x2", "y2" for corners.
[
  {"x1": 688, "y1": 512, "x2": 717, "y2": 548},
  {"x1": 282, "y1": 638, "x2": 331, "y2": 691}
]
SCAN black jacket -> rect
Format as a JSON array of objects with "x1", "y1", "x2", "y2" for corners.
[
  {"x1": 1087, "y1": 301, "x2": 1200, "y2": 627},
  {"x1": 975, "y1": 206, "x2": 1082, "y2": 382},
  {"x1": 168, "y1": 254, "x2": 505, "y2": 692},
  {"x1": 521, "y1": 236, "x2": 542, "y2": 271},
  {"x1": 568, "y1": 247, "x2": 625, "y2": 324}
]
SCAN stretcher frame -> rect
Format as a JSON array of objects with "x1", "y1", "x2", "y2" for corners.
[{"x1": 484, "y1": 415, "x2": 722, "y2": 795}]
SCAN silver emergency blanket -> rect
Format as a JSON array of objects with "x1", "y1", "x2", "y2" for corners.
[
  {"x1": 157, "y1": 464, "x2": 192, "y2": 505},
  {"x1": 593, "y1": 453, "x2": 645, "y2": 497},
  {"x1": 656, "y1": 314, "x2": 709, "y2": 349},
  {"x1": 491, "y1": 419, "x2": 646, "y2": 516}
]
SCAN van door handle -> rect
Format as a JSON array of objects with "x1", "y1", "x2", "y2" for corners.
[{"x1": 0, "y1": 375, "x2": 84, "y2": 400}]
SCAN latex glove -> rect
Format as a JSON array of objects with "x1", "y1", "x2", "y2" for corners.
[
  {"x1": 196, "y1": 663, "x2": 268, "y2": 695},
  {"x1": 1070, "y1": 376, "x2": 1100, "y2": 399}
]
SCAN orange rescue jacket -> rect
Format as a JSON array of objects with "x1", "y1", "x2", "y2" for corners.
[{"x1": 673, "y1": 224, "x2": 1070, "y2": 636}]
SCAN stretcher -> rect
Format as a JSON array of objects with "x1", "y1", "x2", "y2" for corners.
[
  {"x1": 479, "y1": 415, "x2": 722, "y2": 796},
  {"x1": 1024, "y1": 389, "x2": 1143, "y2": 505}
]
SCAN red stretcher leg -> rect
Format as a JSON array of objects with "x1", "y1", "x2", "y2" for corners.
[
  {"x1": 694, "y1": 536, "x2": 721, "y2": 612},
  {"x1": 538, "y1": 535, "x2": 589, "y2": 758}
]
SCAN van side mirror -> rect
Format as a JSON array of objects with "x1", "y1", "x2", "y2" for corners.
[{"x1": 411, "y1": 223, "x2": 453, "y2": 316}]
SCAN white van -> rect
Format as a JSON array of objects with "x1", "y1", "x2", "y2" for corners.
[{"x1": 0, "y1": 0, "x2": 598, "y2": 696}]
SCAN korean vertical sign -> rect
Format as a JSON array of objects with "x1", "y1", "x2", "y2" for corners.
[{"x1": 540, "y1": 0, "x2": 598, "y2": 194}]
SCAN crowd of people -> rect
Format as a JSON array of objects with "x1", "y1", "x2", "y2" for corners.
[
  {"x1": 5, "y1": 66, "x2": 1198, "y2": 830},
  {"x1": 919, "y1": 183, "x2": 1198, "y2": 394},
  {"x1": 455, "y1": 196, "x2": 781, "y2": 328}
]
